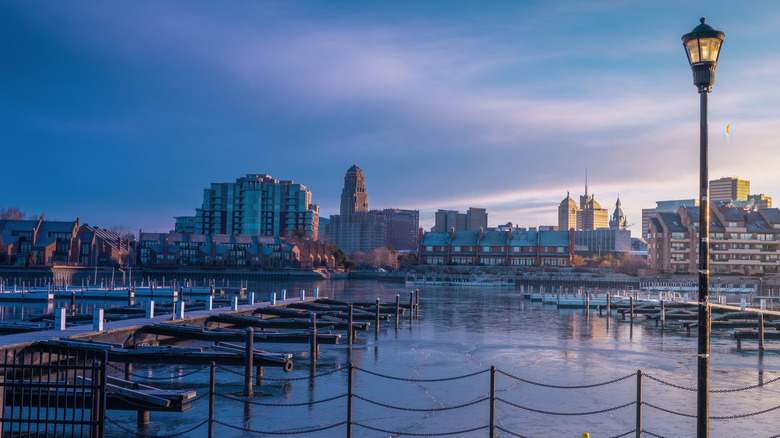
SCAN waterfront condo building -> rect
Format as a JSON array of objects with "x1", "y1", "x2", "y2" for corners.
[
  {"x1": 647, "y1": 204, "x2": 780, "y2": 275},
  {"x1": 0, "y1": 218, "x2": 135, "y2": 267},
  {"x1": 177, "y1": 174, "x2": 319, "y2": 240},
  {"x1": 419, "y1": 228, "x2": 573, "y2": 267}
]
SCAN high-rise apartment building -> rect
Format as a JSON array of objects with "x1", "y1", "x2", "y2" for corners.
[
  {"x1": 434, "y1": 207, "x2": 488, "y2": 232},
  {"x1": 710, "y1": 177, "x2": 750, "y2": 202},
  {"x1": 326, "y1": 165, "x2": 419, "y2": 254},
  {"x1": 178, "y1": 174, "x2": 319, "y2": 239},
  {"x1": 641, "y1": 199, "x2": 699, "y2": 239}
]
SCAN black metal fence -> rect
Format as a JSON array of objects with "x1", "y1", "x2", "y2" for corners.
[{"x1": 1, "y1": 345, "x2": 107, "y2": 437}]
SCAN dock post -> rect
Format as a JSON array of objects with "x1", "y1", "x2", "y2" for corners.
[
  {"x1": 741, "y1": 298, "x2": 747, "y2": 310},
  {"x1": 71, "y1": 291, "x2": 76, "y2": 308},
  {"x1": 245, "y1": 327, "x2": 254, "y2": 396},
  {"x1": 271, "y1": 292, "x2": 277, "y2": 306},
  {"x1": 314, "y1": 287, "x2": 319, "y2": 298},
  {"x1": 409, "y1": 291, "x2": 414, "y2": 322},
  {"x1": 207, "y1": 295, "x2": 213, "y2": 311},
  {"x1": 177, "y1": 301, "x2": 185, "y2": 319},
  {"x1": 125, "y1": 363, "x2": 133, "y2": 381},
  {"x1": 759, "y1": 313, "x2": 765, "y2": 353},
  {"x1": 607, "y1": 293, "x2": 611, "y2": 314},
  {"x1": 375, "y1": 298, "x2": 381, "y2": 336},
  {"x1": 300, "y1": 289, "x2": 305, "y2": 301},
  {"x1": 629, "y1": 296, "x2": 634, "y2": 323},
  {"x1": 761, "y1": 299, "x2": 766, "y2": 311},
  {"x1": 248, "y1": 292, "x2": 255, "y2": 305},
  {"x1": 636, "y1": 370, "x2": 642, "y2": 438},
  {"x1": 145, "y1": 301, "x2": 155, "y2": 319},
  {"x1": 348, "y1": 304, "x2": 354, "y2": 345},
  {"x1": 415, "y1": 289, "x2": 420, "y2": 315},
  {"x1": 310, "y1": 313, "x2": 318, "y2": 365},
  {"x1": 661, "y1": 300, "x2": 665, "y2": 325},
  {"x1": 55, "y1": 307, "x2": 66, "y2": 330},
  {"x1": 585, "y1": 292, "x2": 590, "y2": 312},
  {"x1": 208, "y1": 362, "x2": 215, "y2": 438},
  {"x1": 93, "y1": 308, "x2": 104, "y2": 332},
  {"x1": 179, "y1": 286, "x2": 184, "y2": 303},
  {"x1": 256, "y1": 365, "x2": 263, "y2": 386},
  {"x1": 281, "y1": 289, "x2": 287, "y2": 301},
  {"x1": 395, "y1": 294, "x2": 400, "y2": 329},
  {"x1": 137, "y1": 411, "x2": 150, "y2": 430},
  {"x1": 231, "y1": 296, "x2": 239, "y2": 311}
]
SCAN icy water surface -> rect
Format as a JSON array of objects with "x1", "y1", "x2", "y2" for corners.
[{"x1": 51, "y1": 279, "x2": 780, "y2": 436}]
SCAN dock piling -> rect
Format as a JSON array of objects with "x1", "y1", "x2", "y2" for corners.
[
  {"x1": 310, "y1": 313, "x2": 318, "y2": 366},
  {"x1": 145, "y1": 301, "x2": 155, "y2": 319},
  {"x1": 759, "y1": 313, "x2": 765, "y2": 353},
  {"x1": 245, "y1": 327, "x2": 254, "y2": 396},
  {"x1": 55, "y1": 308, "x2": 66, "y2": 330},
  {"x1": 93, "y1": 308, "x2": 104, "y2": 332},
  {"x1": 375, "y1": 298, "x2": 381, "y2": 336},
  {"x1": 395, "y1": 294, "x2": 400, "y2": 329},
  {"x1": 300, "y1": 289, "x2": 305, "y2": 301},
  {"x1": 248, "y1": 292, "x2": 255, "y2": 305},
  {"x1": 314, "y1": 287, "x2": 319, "y2": 298},
  {"x1": 231, "y1": 296, "x2": 239, "y2": 311}
]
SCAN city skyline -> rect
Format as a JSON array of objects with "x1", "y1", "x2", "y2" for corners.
[{"x1": 3, "y1": 1, "x2": 780, "y2": 236}]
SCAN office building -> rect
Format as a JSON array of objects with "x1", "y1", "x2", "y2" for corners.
[
  {"x1": 710, "y1": 177, "x2": 750, "y2": 202},
  {"x1": 326, "y1": 165, "x2": 419, "y2": 254}
]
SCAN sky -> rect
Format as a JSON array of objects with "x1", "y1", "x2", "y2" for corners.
[{"x1": 2, "y1": 1, "x2": 780, "y2": 237}]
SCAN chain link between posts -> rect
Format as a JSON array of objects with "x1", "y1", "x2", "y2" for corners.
[
  {"x1": 213, "y1": 419, "x2": 347, "y2": 435},
  {"x1": 104, "y1": 416, "x2": 207, "y2": 438},
  {"x1": 497, "y1": 369, "x2": 637, "y2": 389},
  {"x1": 644, "y1": 372, "x2": 780, "y2": 393},
  {"x1": 353, "y1": 422, "x2": 489, "y2": 436},
  {"x1": 215, "y1": 391, "x2": 346, "y2": 407},
  {"x1": 353, "y1": 366, "x2": 489, "y2": 382},
  {"x1": 107, "y1": 362, "x2": 210, "y2": 380},
  {"x1": 353, "y1": 394, "x2": 488, "y2": 412},
  {"x1": 497, "y1": 397, "x2": 636, "y2": 416}
]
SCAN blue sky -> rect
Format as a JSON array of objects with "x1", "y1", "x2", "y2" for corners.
[{"x1": 3, "y1": 1, "x2": 780, "y2": 236}]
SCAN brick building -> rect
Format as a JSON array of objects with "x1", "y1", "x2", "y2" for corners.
[
  {"x1": 0, "y1": 218, "x2": 135, "y2": 267},
  {"x1": 647, "y1": 204, "x2": 780, "y2": 275},
  {"x1": 419, "y1": 228, "x2": 574, "y2": 267}
]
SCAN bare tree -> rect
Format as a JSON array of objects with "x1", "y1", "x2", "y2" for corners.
[
  {"x1": 0, "y1": 207, "x2": 25, "y2": 220},
  {"x1": 107, "y1": 225, "x2": 136, "y2": 241}
]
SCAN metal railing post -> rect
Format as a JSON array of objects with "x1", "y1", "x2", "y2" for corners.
[
  {"x1": 208, "y1": 361, "x2": 215, "y2": 438},
  {"x1": 636, "y1": 370, "x2": 642, "y2": 438},
  {"x1": 347, "y1": 362, "x2": 353, "y2": 438},
  {"x1": 490, "y1": 365, "x2": 496, "y2": 437},
  {"x1": 348, "y1": 304, "x2": 354, "y2": 345}
]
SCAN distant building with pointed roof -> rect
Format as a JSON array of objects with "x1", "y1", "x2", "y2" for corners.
[{"x1": 610, "y1": 196, "x2": 629, "y2": 230}]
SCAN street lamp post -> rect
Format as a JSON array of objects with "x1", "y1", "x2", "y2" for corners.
[{"x1": 682, "y1": 17, "x2": 725, "y2": 438}]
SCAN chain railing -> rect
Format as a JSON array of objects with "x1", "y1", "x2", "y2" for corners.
[{"x1": 98, "y1": 361, "x2": 780, "y2": 437}]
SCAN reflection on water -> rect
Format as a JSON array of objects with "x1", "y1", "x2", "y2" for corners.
[{"x1": 4, "y1": 279, "x2": 779, "y2": 437}]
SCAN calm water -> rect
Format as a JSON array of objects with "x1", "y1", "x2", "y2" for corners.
[{"x1": 5, "y1": 279, "x2": 779, "y2": 437}]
